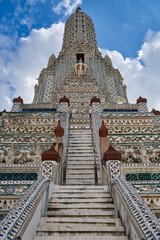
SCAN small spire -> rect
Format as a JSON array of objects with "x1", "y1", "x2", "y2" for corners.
[
  {"x1": 54, "y1": 120, "x2": 64, "y2": 137},
  {"x1": 76, "y1": 7, "x2": 81, "y2": 13},
  {"x1": 99, "y1": 121, "x2": 108, "y2": 137}
]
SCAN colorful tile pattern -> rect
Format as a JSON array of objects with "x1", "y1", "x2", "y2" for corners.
[
  {"x1": 0, "y1": 185, "x2": 30, "y2": 195},
  {"x1": 114, "y1": 178, "x2": 160, "y2": 240}
]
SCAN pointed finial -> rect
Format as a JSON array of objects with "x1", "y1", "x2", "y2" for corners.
[{"x1": 76, "y1": 7, "x2": 81, "y2": 13}]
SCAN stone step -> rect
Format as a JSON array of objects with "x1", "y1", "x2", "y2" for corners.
[
  {"x1": 68, "y1": 149, "x2": 94, "y2": 153},
  {"x1": 53, "y1": 189, "x2": 108, "y2": 192},
  {"x1": 68, "y1": 154, "x2": 94, "y2": 157},
  {"x1": 69, "y1": 141, "x2": 92, "y2": 144},
  {"x1": 70, "y1": 126, "x2": 90, "y2": 129},
  {"x1": 57, "y1": 185, "x2": 106, "y2": 189},
  {"x1": 35, "y1": 236, "x2": 128, "y2": 240},
  {"x1": 67, "y1": 157, "x2": 94, "y2": 165},
  {"x1": 68, "y1": 156, "x2": 94, "y2": 159},
  {"x1": 70, "y1": 128, "x2": 91, "y2": 130},
  {"x1": 50, "y1": 198, "x2": 112, "y2": 203},
  {"x1": 68, "y1": 157, "x2": 94, "y2": 160},
  {"x1": 69, "y1": 146, "x2": 93, "y2": 149},
  {"x1": 67, "y1": 165, "x2": 94, "y2": 169},
  {"x1": 70, "y1": 142, "x2": 93, "y2": 145},
  {"x1": 48, "y1": 203, "x2": 114, "y2": 209},
  {"x1": 70, "y1": 132, "x2": 91, "y2": 135},
  {"x1": 69, "y1": 136, "x2": 91, "y2": 139},
  {"x1": 68, "y1": 156, "x2": 95, "y2": 159},
  {"x1": 69, "y1": 143, "x2": 92, "y2": 146},
  {"x1": 67, "y1": 166, "x2": 94, "y2": 170},
  {"x1": 70, "y1": 131, "x2": 91, "y2": 134},
  {"x1": 67, "y1": 169, "x2": 94, "y2": 174},
  {"x1": 69, "y1": 139, "x2": 92, "y2": 142},
  {"x1": 67, "y1": 161, "x2": 95, "y2": 165},
  {"x1": 69, "y1": 138, "x2": 92, "y2": 141},
  {"x1": 70, "y1": 130, "x2": 91, "y2": 133},
  {"x1": 66, "y1": 176, "x2": 100, "y2": 181},
  {"x1": 40, "y1": 217, "x2": 117, "y2": 225},
  {"x1": 69, "y1": 148, "x2": 93, "y2": 151},
  {"x1": 68, "y1": 155, "x2": 95, "y2": 159},
  {"x1": 67, "y1": 157, "x2": 95, "y2": 160},
  {"x1": 66, "y1": 182, "x2": 95, "y2": 185},
  {"x1": 53, "y1": 189, "x2": 108, "y2": 194},
  {"x1": 40, "y1": 216, "x2": 121, "y2": 226},
  {"x1": 67, "y1": 165, "x2": 96, "y2": 170},
  {"x1": 66, "y1": 173, "x2": 98, "y2": 177},
  {"x1": 70, "y1": 138, "x2": 92, "y2": 140},
  {"x1": 70, "y1": 136, "x2": 91, "y2": 138},
  {"x1": 66, "y1": 173, "x2": 95, "y2": 177},
  {"x1": 36, "y1": 222, "x2": 122, "y2": 232},
  {"x1": 70, "y1": 134, "x2": 92, "y2": 137},
  {"x1": 47, "y1": 209, "x2": 115, "y2": 217},
  {"x1": 51, "y1": 193, "x2": 111, "y2": 198},
  {"x1": 36, "y1": 225, "x2": 125, "y2": 235}
]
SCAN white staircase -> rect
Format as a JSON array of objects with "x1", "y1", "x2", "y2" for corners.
[
  {"x1": 34, "y1": 185, "x2": 127, "y2": 239},
  {"x1": 34, "y1": 127, "x2": 128, "y2": 240},
  {"x1": 66, "y1": 128, "x2": 99, "y2": 185}
]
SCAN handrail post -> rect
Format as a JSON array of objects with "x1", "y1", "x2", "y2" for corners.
[
  {"x1": 62, "y1": 113, "x2": 71, "y2": 185},
  {"x1": 113, "y1": 184, "x2": 118, "y2": 218},
  {"x1": 94, "y1": 162, "x2": 98, "y2": 186},
  {"x1": 90, "y1": 114, "x2": 98, "y2": 186},
  {"x1": 63, "y1": 161, "x2": 67, "y2": 185}
]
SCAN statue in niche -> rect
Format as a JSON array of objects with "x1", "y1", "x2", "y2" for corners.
[
  {"x1": 0, "y1": 150, "x2": 5, "y2": 163},
  {"x1": 5, "y1": 144, "x2": 16, "y2": 163},
  {"x1": 33, "y1": 144, "x2": 42, "y2": 163},
  {"x1": 73, "y1": 58, "x2": 88, "y2": 76},
  {"x1": 140, "y1": 143, "x2": 150, "y2": 163}
]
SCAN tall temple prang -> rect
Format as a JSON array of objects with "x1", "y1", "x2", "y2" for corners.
[
  {"x1": 0, "y1": 7, "x2": 160, "y2": 240},
  {"x1": 32, "y1": 6, "x2": 128, "y2": 110}
]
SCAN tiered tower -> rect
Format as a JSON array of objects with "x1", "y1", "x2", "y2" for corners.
[{"x1": 32, "y1": 7, "x2": 128, "y2": 112}]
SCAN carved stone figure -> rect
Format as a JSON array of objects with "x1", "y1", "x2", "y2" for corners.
[
  {"x1": 140, "y1": 143, "x2": 150, "y2": 163},
  {"x1": 73, "y1": 59, "x2": 88, "y2": 76},
  {"x1": 5, "y1": 144, "x2": 15, "y2": 163}
]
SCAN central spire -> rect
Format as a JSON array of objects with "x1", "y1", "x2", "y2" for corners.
[{"x1": 61, "y1": 8, "x2": 98, "y2": 52}]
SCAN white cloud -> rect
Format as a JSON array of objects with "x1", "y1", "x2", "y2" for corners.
[
  {"x1": 53, "y1": 0, "x2": 82, "y2": 16},
  {"x1": 0, "y1": 22, "x2": 64, "y2": 111},
  {"x1": 20, "y1": 17, "x2": 34, "y2": 29},
  {"x1": 100, "y1": 30, "x2": 160, "y2": 111},
  {"x1": 26, "y1": 0, "x2": 46, "y2": 5}
]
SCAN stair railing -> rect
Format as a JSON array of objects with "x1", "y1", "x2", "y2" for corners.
[
  {"x1": 113, "y1": 178, "x2": 160, "y2": 240},
  {"x1": 0, "y1": 161, "x2": 59, "y2": 240},
  {"x1": 0, "y1": 178, "x2": 50, "y2": 240},
  {"x1": 62, "y1": 113, "x2": 71, "y2": 185},
  {"x1": 103, "y1": 161, "x2": 160, "y2": 240},
  {"x1": 90, "y1": 114, "x2": 98, "y2": 186}
]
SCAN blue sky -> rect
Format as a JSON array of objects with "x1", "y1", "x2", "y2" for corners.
[{"x1": 0, "y1": 0, "x2": 160, "y2": 111}]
